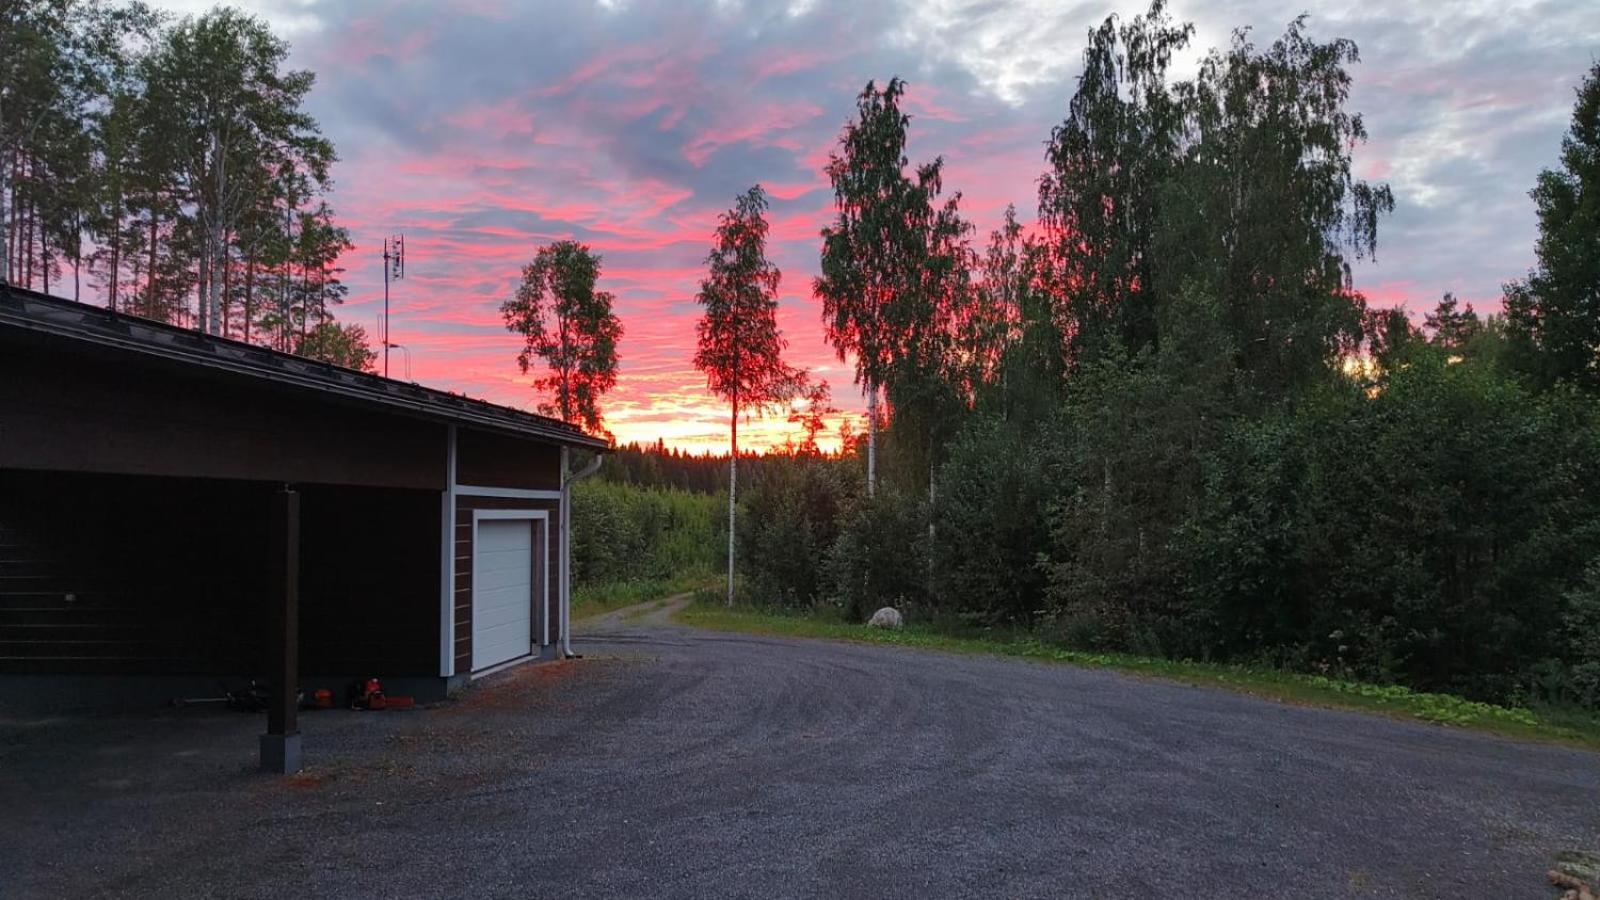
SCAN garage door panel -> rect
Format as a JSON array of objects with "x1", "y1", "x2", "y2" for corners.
[
  {"x1": 472, "y1": 519, "x2": 534, "y2": 671},
  {"x1": 475, "y1": 622, "x2": 528, "y2": 654},
  {"x1": 474, "y1": 594, "x2": 530, "y2": 629},
  {"x1": 473, "y1": 547, "x2": 531, "y2": 573}
]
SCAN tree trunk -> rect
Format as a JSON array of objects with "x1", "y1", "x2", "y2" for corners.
[
  {"x1": 866, "y1": 382, "x2": 879, "y2": 497},
  {"x1": 280, "y1": 204, "x2": 292, "y2": 351},
  {"x1": 8, "y1": 156, "x2": 19, "y2": 284},
  {"x1": 0, "y1": 148, "x2": 10, "y2": 285},
  {"x1": 196, "y1": 233, "x2": 209, "y2": 332},
  {"x1": 147, "y1": 206, "x2": 158, "y2": 321},
  {"x1": 129, "y1": 247, "x2": 142, "y2": 319},
  {"x1": 298, "y1": 253, "x2": 309, "y2": 350},
  {"x1": 243, "y1": 243, "x2": 255, "y2": 344},
  {"x1": 206, "y1": 132, "x2": 226, "y2": 335},
  {"x1": 927, "y1": 456, "x2": 936, "y2": 586},
  {"x1": 108, "y1": 197, "x2": 121, "y2": 312},
  {"x1": 69, "y1": 216, "x2": 82, "y2": 300},
  {"x1": 23, "y1": 191, "x2": 34, "y2": 289},
  {"x1": 222, "y1": 228, "x2": 233, "y2": 338},
  {"x1": 727, "y1": 396, "x2": 738, "y2": 607},
  {"x1": 559, "y1": 312, "x2": 572, "y2": 423},
  {"x1": 9, "y1": 154, "x2": 24, "y2": 285}
]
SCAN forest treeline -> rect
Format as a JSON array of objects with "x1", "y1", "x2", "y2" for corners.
[
  {"x1": 2, "y1": 1, "x2": 373, "y2": 368},
  {"x1": 685, "y1": 5, "x2": 1600, "y2": 712}
]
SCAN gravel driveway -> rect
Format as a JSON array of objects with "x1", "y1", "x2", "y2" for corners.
[{"x1": 2, "y1": 598, "x2": 1596, "y2": 899}]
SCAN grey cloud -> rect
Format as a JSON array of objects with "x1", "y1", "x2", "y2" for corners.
[{"x1": 243, "y1": 0, "x2": 1597, "y2": 314}]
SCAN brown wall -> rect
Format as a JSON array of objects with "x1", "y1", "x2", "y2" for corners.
[
  {"x1": 0, "y1": 470, "x2": 440, "y2": 676},
  {"x1": 0, "y1": 337, "x2": 448, "y2": 490},
  {"x1": 455, "y1": 428, "x2": 561, "y2": 490},
  {"x1": 452, "y1": 494, "x2": 561, "y2": 674},
  {"x1": 0, "y1": 471, "x2": 271, "y2": 674},
  {"x1": 299, "y1": 483, "x2": 441, "y2": 676}
]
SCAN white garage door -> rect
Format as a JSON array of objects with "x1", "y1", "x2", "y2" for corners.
[{"x1": 472, "y1": 519, "x2": 534, "y2": 671}]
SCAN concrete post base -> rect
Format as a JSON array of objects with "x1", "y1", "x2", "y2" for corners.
[{"x1": 260, "y1": 732, "x2": 302, "y2": 774}]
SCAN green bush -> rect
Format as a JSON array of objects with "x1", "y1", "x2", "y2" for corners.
[
  {"x1": 1043, "y1": 291, "x2": 1238, "y2": 656},
  {"x1": 929, "y1": 415, "x2": 1057, "y2": 626},
  {"x1": 824, "y1": 486, "x2": 930, "y2": 622},
  {"x1": 737, "y1": 457, "x2": 858, "y2": 609},
  {"x1": 1181, "y1": 351, "x2": 1600, "y2": 704},
  {"x1": 571, "y1": 480, "x2": 723, "y2": 587},
  {"x1": 1561, "y1": 563, "x2": 1600, "y2": 708}
]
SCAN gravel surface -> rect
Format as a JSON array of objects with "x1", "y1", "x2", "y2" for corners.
[{"x1": 2, "y1": 598, "x2": 1597, "y2": 899}]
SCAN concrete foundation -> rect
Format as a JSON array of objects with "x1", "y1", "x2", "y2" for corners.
[{"x1": 259, "y1": 732, "x2": 302, "y2": 774}]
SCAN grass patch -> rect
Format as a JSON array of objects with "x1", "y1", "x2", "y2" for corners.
[
  {"x1": 675, "y1": 603, "x2": 1600, "y2": 750},
  {"x1": 571, "y1": 573, "x2": 717, "y2": 621}
]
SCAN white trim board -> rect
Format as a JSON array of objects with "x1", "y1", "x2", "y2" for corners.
[
  {"x1": 439, "y1": 425, "x2": 458, "y2": 678},
  {"x1": 455, "y1": 484, "x2": 561, "y2": 500},
  {"x1": 469, "y1": 508, "x2": 552, "y2": 662}
]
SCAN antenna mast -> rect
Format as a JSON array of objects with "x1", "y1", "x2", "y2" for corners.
[{"x1": 382, "y1": 234, "x2": 405, "y2": 378}]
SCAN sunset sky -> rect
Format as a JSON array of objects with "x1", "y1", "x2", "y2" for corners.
[{"x1": 153, "y1": 0, "x2": 1599, "y2": 452}]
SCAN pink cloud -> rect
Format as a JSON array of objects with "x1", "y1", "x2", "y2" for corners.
[{"x1": 275, "y1": 2, "x2": 1530, "y2": 454}]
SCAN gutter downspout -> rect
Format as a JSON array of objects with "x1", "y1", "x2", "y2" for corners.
[{"x1": 561, "y1": 450, "x2": 604, "y2": 659}]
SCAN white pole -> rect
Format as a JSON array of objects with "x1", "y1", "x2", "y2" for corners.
[{"x1": 866, "y1": 382, "x2": 878, "y2": 497}]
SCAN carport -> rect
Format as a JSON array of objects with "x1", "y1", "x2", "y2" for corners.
[{"x1": 0, "y1": 285, "x2": 607, "y2": 771}]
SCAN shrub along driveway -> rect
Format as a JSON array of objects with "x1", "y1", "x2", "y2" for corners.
[{"x1": 2, "y1": 599, "x2": 1596, "y2": 898}]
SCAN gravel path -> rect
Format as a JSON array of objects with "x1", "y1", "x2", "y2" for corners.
[{"x1": 2, "y1": 597, "x2": 1596, "y2": 898}]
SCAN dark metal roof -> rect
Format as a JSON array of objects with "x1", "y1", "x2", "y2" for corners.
[{"x1": 0, "y1": 284, "x2": 610, "y2": 450}]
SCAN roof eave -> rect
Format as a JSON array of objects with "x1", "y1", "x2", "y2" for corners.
[{"x1": 0, "y1": 288, "x2": 611, "y2": 452}]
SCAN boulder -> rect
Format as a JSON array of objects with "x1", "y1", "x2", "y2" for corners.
[{"x1": 867, "y1": 607, "x2": 904, "y2": 629}]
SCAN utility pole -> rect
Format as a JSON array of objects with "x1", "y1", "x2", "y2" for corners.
[{"x1": 382, "y1": 234, "x2": 404, "y2": 378}]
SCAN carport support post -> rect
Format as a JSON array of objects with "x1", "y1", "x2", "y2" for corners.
[{"x1": 261, "y1": 486, "x2": 301, "y2": 774}]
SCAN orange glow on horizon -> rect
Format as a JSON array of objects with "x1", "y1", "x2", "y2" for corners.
[{"x1": 607, "y1": 410, "x2": 860, "y2": 456}]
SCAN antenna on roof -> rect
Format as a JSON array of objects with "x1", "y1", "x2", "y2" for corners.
[{"x1": 382, "y1": 234, "x2": 405, "y2": 378}]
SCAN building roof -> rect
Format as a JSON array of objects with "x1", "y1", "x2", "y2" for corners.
[{"x1": 0, "y1": 284, "x2": 610, "y2": 451}]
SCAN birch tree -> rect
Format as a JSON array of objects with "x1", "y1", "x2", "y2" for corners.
[
  {"x1": 502, "y1": 240, "x2": 623, "y2": 435},
  {"x1": 1038, "y1": 0, "x2": 1191, "y2": 365},
  {"x1": 817, "y1": 78, "x2": 977, "y2": 496},
  {"x1": 693, "y1": 186, "x2": 795, "y2": 604},
  {"x1": 815, "y1": 80, "x2": 915, "y2": 495}
]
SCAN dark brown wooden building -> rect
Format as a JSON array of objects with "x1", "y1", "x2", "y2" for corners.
[{"x1": 0, "y1": 285, "x2": 607, "y2": 770}]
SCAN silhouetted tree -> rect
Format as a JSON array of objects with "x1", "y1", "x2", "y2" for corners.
[
  {"x1": 1039, "y1": 0, "x2": 1191, "y2": 365},
  {"x1": 298, "y1": 320, "x2": 375, "y2": 371},
  {"x1": 1504, "y1": 63, "x2": 1600, "y2": 389},
  {"x1": 502, "y1": 239, "x2": 623, "y2": 435},
  {"x1": 694, "y1": 185, "x2": 796, "y2": 603},
  {"x1": 140, "y1": 7, "x2": 332, "y2": 335},
  {"x1": 817, "y1": 77, "x2": 976, "y2": 496},
  {"x1": 1424, "y1": 293, "x2": 1481, "y2": 351}
]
